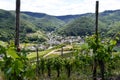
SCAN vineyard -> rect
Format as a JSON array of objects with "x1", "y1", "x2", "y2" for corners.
[
  {"x1": 0, "y1": 34, "x2": 120, "y2": 80},
  {"x1": 1, "y1": 0, "x2": 120, "y2": 80}
]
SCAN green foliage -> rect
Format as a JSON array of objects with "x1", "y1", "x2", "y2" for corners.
[
  {"x1": 41, "y1": 59, "x2": 45, "y2": 75},
  {"x1": 85, "y1": 35, "x2": 117, "y2": 62},
  {"x1": 63, "y1": 58, "x2": 74, "y2": 77},
  {"x1": 6, "y1": 42, "x2": 19, "y2": 59},
  {"x1": 52, "y1": 57, "x2": 63, "y2": 77},
  {"x1": 57, "y1": 16, "x2": 108, "y2": 36},
  {"x1": 0, "y1": 10, "x2": 48, "y2": 43},
  {"x1": 58, "y1": 17, "x2": 95, "y2": 36},
  {"x1": 53, "y1": 57, "x2": 63, "y2": 70},
  {"x1": 34, "y1": 16, "x2": 65, "y2": 32},
  {"x1": 85, "y1": 34, "x2": 119, "y2": 79},
  {"x1": 0, "y1": 41, "x2": 119, "y2": 80},
  {"x1": 107, "y1": 22, "x2": 120, "y2": 36},
  {"x1": 0, "y1": 42, "x2": 36, "y2": 80},
  {"x1": 1, "y1": 9, "x2": 120, "y2": 79},
  {"x1": 26, "y1": 31, "x2": 47, "y2": 43},
  {"x1": 46, "y1": 58, "x2": 53, "y2": 77},
  {"x1": 1, "y1": 9, "x2": 120, "y2": 43}
]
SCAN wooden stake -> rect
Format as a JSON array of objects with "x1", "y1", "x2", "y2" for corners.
[
  {"x1": 15, "y1": 0, "x2": 20, "y2": 50},
  {"x1": 93, "y1": 1, "x2": 99, "y2": 80},
  {"x1": 36, "y1": 47, "x2": 39, "y2": 78},
  {"x1": 95, "y1": 1, "x2": 99, "y2": 44}
]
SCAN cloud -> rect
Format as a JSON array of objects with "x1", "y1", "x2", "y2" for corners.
[
  {"x1": 99, "y1": 0, "x2": 120, "y2": 11},
  {"x1": 0, "y1": 0, "x2": 120, "y2": 15},
  {"x1": 0, "y1": 0, "x2": 15, "y2": 10}
]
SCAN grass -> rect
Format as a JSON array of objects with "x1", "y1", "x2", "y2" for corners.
[
  {"x1": 20, "y1": 43, "x2": 36, "y2": 48},
  {"x1": 27, "y1": 44, "x2": 74, "y2": 60},
  {"x1": 45, "y1": 54, "x2": 59, "y2": 58},
  {"x1": 27, "y1": 49, "x2": 52, "y2": 60},
  {"x1": 0, "y1": 41, "x2": 7, "y2": 47}
]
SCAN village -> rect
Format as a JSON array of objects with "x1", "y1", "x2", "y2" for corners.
[{"x1": 26, "y1": 32, "x2": 84, "y2": 51}]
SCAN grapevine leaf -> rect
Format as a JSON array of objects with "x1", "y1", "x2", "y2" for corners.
[{"x1": 6, "y1": 47, "x2": 19, "y2": 59}]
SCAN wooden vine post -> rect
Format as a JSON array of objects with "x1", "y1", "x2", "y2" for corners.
[
  {"x1": 36, "y1": 46, "x2": 40, "y2": 79},
  {"x1": 15, "y1": 0, "x2": 20, "y2": 51},
  {"x1": 93, "y1": 1, "x2": 99, "y2": 80}
]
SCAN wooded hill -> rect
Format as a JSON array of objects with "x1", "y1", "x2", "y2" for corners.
[{"x1": 0, "y1": 9, "x2": 120, "y2": 42}]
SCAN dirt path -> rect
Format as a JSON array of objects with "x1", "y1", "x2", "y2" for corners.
[
  {"x1": 43, "y1": 49, "x2": 59, "y2": 57},
  {"x1": 43, "y1": 45, "x2": 73, "y2": 58}
]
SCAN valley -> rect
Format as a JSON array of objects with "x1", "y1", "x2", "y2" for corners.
[{"x1": 1, "y1": 8, "x2": 120, "y2": 80}]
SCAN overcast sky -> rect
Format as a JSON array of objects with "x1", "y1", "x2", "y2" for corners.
[{"x1": 0, "y1": 0, "x2": 120, "y2": 16}]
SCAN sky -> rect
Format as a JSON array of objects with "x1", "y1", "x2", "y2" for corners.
[{"x1": 0, "y1": 0, "x2": 120, "y2": 16}]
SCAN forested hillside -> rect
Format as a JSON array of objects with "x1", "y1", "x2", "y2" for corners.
[
  {"x1": 1, "y1": 1, "x2": 120, "y2": 79},
  {"x1": 57, "y1": 10, "x2": 120, "y2": 36},
  {"x1": 0, "y1": 9, "x2": 120, "y2": 42},
  {"x1": 57, "y1": 17, "x2": 107, "y2": 36}
]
